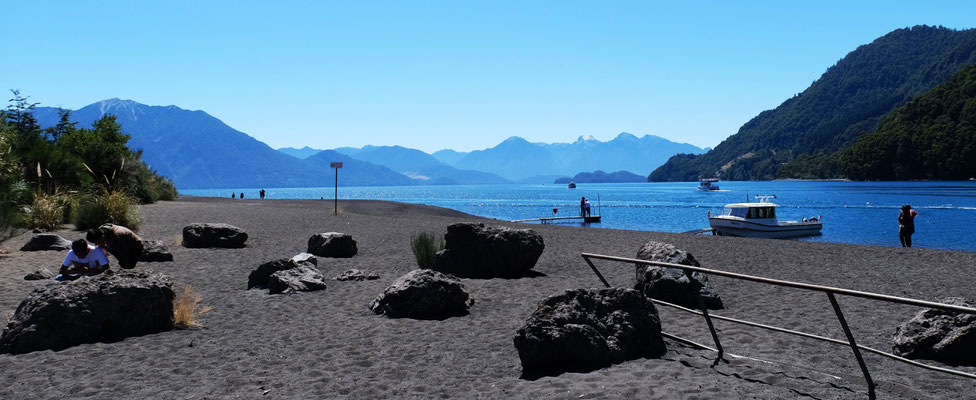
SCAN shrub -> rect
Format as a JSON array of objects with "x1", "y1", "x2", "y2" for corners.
[
  {"x1": 21, "y1": 191, "x2": 70, "y2": 231},
  {"x1": 74, "y1": 189, "x2": 142, "y2": 231},
  {"x1": 173, "y1": 285, "x2": 213, "y2": 329},
  {"x1": 411, "y1": 231, "x2": 445, "y2": 269}
]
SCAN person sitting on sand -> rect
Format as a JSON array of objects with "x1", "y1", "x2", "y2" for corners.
[
  {"x1": 898, "y1": 204, "x2": 917, "y2": 248},
  {"x1": 55, "y1": 239, "x2": 109, "y2": 281},
  {"x1": 87, "y1": 224, "x2": 144, "y2": 270}
]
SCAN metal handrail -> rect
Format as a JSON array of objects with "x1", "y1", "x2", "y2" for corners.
[{"x1": 580, "y1": 252, "x2": 976, "y2": 399}]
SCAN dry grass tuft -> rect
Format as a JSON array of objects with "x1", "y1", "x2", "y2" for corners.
[{"x1": 173, "y1": 285, "x2": 213, "y2": 329}]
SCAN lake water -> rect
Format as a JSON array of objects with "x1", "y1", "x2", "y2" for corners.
[{"x1": 182, "y1": 181, "x2": 976, "y2": 251}]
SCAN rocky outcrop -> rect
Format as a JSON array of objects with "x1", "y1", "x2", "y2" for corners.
[
  {"x1": 893, "y1": 297, "x2": 976, "y2": 366},
  {"x1": 23, "y1": 268, "x2": 55, "y2": 280},
  {"x1": 139, "y1": 240, "x2": 174, "y2": 262},
  {"x1": 633, "y1": 241, "x2": 723, "y2": 309},
  {"x1": 248, "y1": 257, "x2": 326, "y2": 294},
  {"x1": 369, "y1": 269, "x2": 471, "y2": 319},
  {"x1": 334, "y1": 269, "x2": 380, "y2": 281},
  {"x1": 307, "y1": 233, "x2": 357, "y2": 258},
  {"x1": 182, "y1": 223, "x2": 248, "y2": 248},
  {"x1": 432, "y1": 223, "x2": 544, "y2": 278},
  {"x1": 514, "y1": 288, "x2": 667, "y2": 378},
  {"x1": 20, "y1": 233, "x2": 72, "y2": 251},
  {"x1": 268, "y1": 264, "x2": 328, "y2": 294},
  {"x1": 0, "y1": 270, "x2": 175, "y2": 354}
]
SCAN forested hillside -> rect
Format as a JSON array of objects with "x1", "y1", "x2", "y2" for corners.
[
  {"x1": 650, "y1": 25, "x2": 976, "y2": 181},
  {"x1": 840, "y1": 63, "x2": 976, "y2": 180}
]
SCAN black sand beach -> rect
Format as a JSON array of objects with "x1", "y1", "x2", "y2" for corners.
[{"x1": 2, "y1": 197, "x2": 975, "y2": 399}]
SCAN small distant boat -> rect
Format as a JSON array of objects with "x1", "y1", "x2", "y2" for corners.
[
  {"x1": 697, "y1": 178, "x2": 720, "y2": 191},
  {"x1": 568, "y1": 181, "x2": 577, "y2": 189},
  {"x1": 708, "y1": 195, "x2": 822, "y2": 239}
]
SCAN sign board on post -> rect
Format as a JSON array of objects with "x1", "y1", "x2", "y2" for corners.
[{"x1": 331, "y1": 162, "x2": 343, "y2": 215}]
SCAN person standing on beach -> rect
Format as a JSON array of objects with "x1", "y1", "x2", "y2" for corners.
[
  {"x1": 580, "y1": 197, "x2": 586, "y2": 217},
  {"x1": 898, "y1": 204, "x2": 917, "y2": 247},
  {"x1": 260, "y1": 189, "x2": 266, "y2": 199},
  {"x1": 87, "y1": 224, "x2": 144, "y2": 269}
]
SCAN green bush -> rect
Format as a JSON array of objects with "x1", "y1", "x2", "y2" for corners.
[
  {"x1": 21, "y1": 191, "x2": 70, "y2": 231},
  {"x1": 411, "y1": 231, "x2": 445, "y2": 269},
  {"x1": 74, "y1": 189, "x2": 141, "y2": 231}
]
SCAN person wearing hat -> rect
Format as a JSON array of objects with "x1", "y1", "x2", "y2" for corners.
[{"x1": 898, "y1": 204, "x2": 918, "y2": 248}]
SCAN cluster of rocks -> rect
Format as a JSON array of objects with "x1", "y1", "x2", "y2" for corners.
[
  {"x1": 432, "y1": 223, "x2": 544, "y2": 278},
  {"x1": 248, "y1": 254, "x2": 327, "y2": 295},
  {"x1": 1, "y1": 270, "x2": 175, "y2": 354},
  {"x1": 633, "y1": 241, "x2": 723, "y2": 309},
  {"x1": 370, "y1": 269, "x2": 471, "y2": 319},
  {"x1": 183, "y1": 223, "x2": 248, "y2": 248},
  {"x1": 514, "y1": 288, "x2": 667, "y2": 378},
  {"x1": 893, "y1": 297, "x2": 976, "y2": 366}
]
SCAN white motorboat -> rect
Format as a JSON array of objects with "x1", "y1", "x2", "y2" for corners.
[
  {"x1": 708, "y1": 195, "x2": 822, "y2": 238},
  {"x1": 697, "y1": 178, "x2": 720, "y2": 191}
]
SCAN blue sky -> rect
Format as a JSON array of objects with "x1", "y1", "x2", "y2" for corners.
[{"x1": 3, "y1": 1, "x2": 975, "y2": 153}]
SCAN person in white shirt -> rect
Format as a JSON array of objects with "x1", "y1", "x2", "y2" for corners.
[{"x1": 55, "y1": 239, "x2": 110, "y2": 281}]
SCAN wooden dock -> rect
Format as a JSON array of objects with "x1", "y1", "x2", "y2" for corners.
[{"x1": 511, "y1": 215, "x2": 602, "y2": 224}]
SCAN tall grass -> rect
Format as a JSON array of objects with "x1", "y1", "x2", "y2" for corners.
[
  {"x1": 173, "y1": 285, "x2": 213, "y2": 329},
  {"x1": 411, "y1": 231, "x2": 445, "y2": 269},
  {"x1": 74, "y1": 189, "x2": 142, "y2": 231},
  {"x1": 21, "y1": 191, "x2": 70, "y2": 231}
]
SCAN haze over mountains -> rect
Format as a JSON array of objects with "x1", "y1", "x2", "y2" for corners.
[{"x1": 36, "y1": 100, "x2": 702, "y2": 189}]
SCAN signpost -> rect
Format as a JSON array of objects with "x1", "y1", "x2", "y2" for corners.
[{"x1": 330, "y1": 162, "x2": 343, "y2": 215}]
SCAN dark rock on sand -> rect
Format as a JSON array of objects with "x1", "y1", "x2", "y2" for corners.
[
  {"x1": 182, "y1": 223, "x2": 248, "y2": 248},
  {"x1": 0, "y1": 270, "x2": 175, "y2": 354},
  {"x1": 248, "y1": 256, "x2": 318, "y2": 290},
  {"x1": 514, "y1": 288, "x2": 666, "y2": 378},
  {"x1": 370, "y1": 269, "x2": 470, "y2": 319},
  {"x1": 634, "y1": 241, "x2": 723, "y2": 309},
  {"x1": 139, "y1": 240, "x2": 174, "y2": 262},
  {"x1": 893, "y1": 297, "x2": 976, "y2": 366},
  {"x1": 307, "y1": 232, "x2": 358, "y2": 258},
  {"x1": 24, "y1": 268, "x2": 55, "y2": 280},
  {"x1": 268, "y1": 264, "x2": 328, "y2": 294},
  {"x1": 20, "y1": 233, "x2": 72, "y2": 251},
  {"x1": 432, "y1": 222, "x2": 544, "y2": 278},
  {"x1": 334, "y1": 269, "x2": 380, "y2": 281}
]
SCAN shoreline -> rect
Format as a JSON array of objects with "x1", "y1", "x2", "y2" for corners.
[{"x1": 2, "y1": 197, "x2": 974, "y2": 399}]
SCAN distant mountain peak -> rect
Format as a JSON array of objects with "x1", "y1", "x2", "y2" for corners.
[
  {"x1": 576, "y1": 135, "x2": 598, "y2": 143},
  {"x1": 614, "y1": 132, "x2": 639, "y2": 141}
]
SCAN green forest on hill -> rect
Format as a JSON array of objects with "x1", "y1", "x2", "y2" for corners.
[{"x1": 649, "y1": 26, "x2": 976, "y2": 181}]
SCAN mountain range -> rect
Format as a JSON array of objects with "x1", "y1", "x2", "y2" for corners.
[
  {"x1": 650, "y1": 25, "x2": 976, "y2": 181},
  {"x1": 35, "y1": 100, "x2": 702, "y2": 188}
]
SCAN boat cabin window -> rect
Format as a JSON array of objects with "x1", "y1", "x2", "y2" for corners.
[
  {"x1": 725, "y1": 207, "x2": 747, "y2": 218},
  {"x1": 746, "y1": 207, "x2": 776, "y2": 219}
]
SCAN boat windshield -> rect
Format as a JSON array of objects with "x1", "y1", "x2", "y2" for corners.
[
  {"x1": 725, "y1": 207, "x2": 747, "y2": 218},
  {"x1": 746, "y1": 207, "x2": 776, "y2": 219}
]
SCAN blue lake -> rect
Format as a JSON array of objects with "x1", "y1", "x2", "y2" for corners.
[{"x1": 182, "y1": 181, "x2": 976, "y2": 252}]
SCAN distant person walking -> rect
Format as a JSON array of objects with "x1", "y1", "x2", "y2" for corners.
[
  {"x1": 260, "y1": 189, "x2": 266, "y2": 199},
  {"x1": 232, "y1": 193, "x2": 235, "y2": 198},
  {"x1": 580, "y1": 197, "x2": 586, "y2": 217},
  {"x1": 240, "y1": 192, "x2": 245, "y2": 199},
  {"x1": 898, "y1": 204, "x2": 917, "y2": 248}
]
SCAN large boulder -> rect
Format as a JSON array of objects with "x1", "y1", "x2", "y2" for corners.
[
  {"x1": 893, "y1": 297, "x2": 976, "y2": 366},
  {"x1": 307, "y1": 233, "x2": 357, "y2": 258},
  {"x1": 139, "y1": 240, "x2": 174, "y2": 262},
  {"x1": 0, "y1": 270, "x2": 175, "y2": 354},
  {"x1": 432, "y1": 222, "x2": 545, "y2": 278},
  {"x1": 182, "y1": 223, "x2": 248, "y2": 248},
  {"x1": 20, "y1": 233, "x2": 72, "y2": 251},
  {"x1": 514, "y1": 288, "x2": 667, "y2": 378},
  {"x1": 633, "y1": 241, "x2": 723, "y2": 309},
  {"x1": 268, "y1": 264, "x2": 328, "y2": 294},
  {"x1": 24, "y1": 268, "x2": 55, "y2": 280},
  {"x1": 369, "y1": 269, "x2": 471, "y2": 319}
]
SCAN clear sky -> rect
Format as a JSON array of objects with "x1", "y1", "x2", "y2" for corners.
[{"x1": 3, "y1": 1, "x2": 975, "y2": 153}]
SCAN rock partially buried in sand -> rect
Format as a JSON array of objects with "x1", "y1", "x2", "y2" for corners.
[
  {"x1": 370, "y1": 269, "x2": 471, "y2": 319},
  {"x1": 334, "y1": 269, "x2": 380, "y2": 281},
  {"x1": 307, "y1": 232, "x2": 357, "y2": 258},
  {"x1": 23, "y1": 268, "x2": 55, "y2": 280},
  {"x1": 893, "y1": 297, "x2": 976, "y2": 366},
  {"x1": 633, "y1": 241, "x2": 723, "y2": 310},
  {"x1": 182, "y1": 223, "x2": 248, "y2": 248},
  {"x1": 0, "y1": 270, "x2": 175, "y2": 354},
  {"x1": 20, "y1": 233, "x2": 72, "y2": 251},
  {"x1": 432, "y1": 222, "x2": 544, "y2": 278},
  {"x1": 514, "y1": 288, "x2": 666, "y2": 378},
  {"x1": 139, "y1": 240, "x2": 174, "y2": 262},
  {"x1": 268, "y1": 264, "x2": 328, "y2": 294}
]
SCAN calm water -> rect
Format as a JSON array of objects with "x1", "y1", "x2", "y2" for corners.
[{"x1": 183, "y1": 181, "x2": 976, "y2": 251}]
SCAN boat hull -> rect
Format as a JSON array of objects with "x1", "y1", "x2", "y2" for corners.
[{"x1": 709, "y1": 217, "x2": 822, "y2": 239}]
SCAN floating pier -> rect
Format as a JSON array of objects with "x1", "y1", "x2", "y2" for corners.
[{"x1": 510, "y1": 215, "x2": 602, "y2": 224}]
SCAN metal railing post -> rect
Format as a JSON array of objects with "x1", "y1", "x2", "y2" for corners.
[
  {"x1": 582, "y1": 255, "x2": 612, "y2": 288},
  {"x1": 689, "y1": 268, "x2": 725, "y2": 364},
  {"x1": 827, "y1": 292, "x2": 875, "y2": 400}
]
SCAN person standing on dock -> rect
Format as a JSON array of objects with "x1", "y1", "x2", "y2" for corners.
[
  {"x1": 580, "y1": 197, "x2": 586, "y2": 217},
  {"x1": 584, "y1": 199, "x2": 591, "y2": 217},
  {"x1": 898, "y1": 204, "x2": 917, "y2": 248}
]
